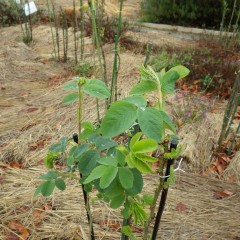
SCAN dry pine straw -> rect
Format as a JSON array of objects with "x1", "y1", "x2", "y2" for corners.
[
  {"x1": 0, "y1": 166, "x2": 240, "y2": 240},
  {"x1": 1, "y1": 18, "x2": 240, "y2": 240}
]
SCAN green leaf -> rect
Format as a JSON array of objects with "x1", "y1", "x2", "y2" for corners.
[
  {"x1": 110, "y1": 193, "x2": 125, "y2": 209},
  {"x1": 126, "y1": 168, "x2": 143, "y2": 195},
  {"x1": 118, "y1": 167, "x2": 134, "y2": 189},
  {"x1": 39, "y1": 171, "x2": 58, "y2": 180},
  {"x1": 100, "y1": 166, "x2": 118, "y2": 189},
  {"x1": 125, "y1": 153, "x2": 136, "y2": 168},
  {"x1": 132, "y1": 157, "x2": 154, "y2": 173},
  {"x1": 100, "y1": 101, "x2": 137, "y2": 138},
  {"x1": 49, "y1": 137, "x2": 68, "y2": 153},
  {"x1": 160, "y1": 70, "x2": 179, "y2": 95},
  {"x1": 62, "y1": 93, "x2": 78, "y2": 104},
  {"x1": 61, "y1": 80, "x2": 78, "y2": 91},
  {"x1": 84, "y1": 165, "x2": 108, "y2": 184},
  {"x1": 41, "y1": 180, "x2": 55, "y2": 197},
  {"x1": 82, "y1": 121, "x2": 95, "y2": 130},
  {"x1": 81, "y1": 122, "x2": 97, "y2": 140},
  {"x1": 55, "y1": 178, "x2": 66, "y2": 190},
  {"x1": 132, "y1": 139, "x2": 158, "y2": 153},
  {"x1": 138, "y1": 108, "x2": 163, "y2": 143},
  {"x1": 97, "y1": 157, "x2": 118, "y2": 167},
  {"x1": 140, "y1": 65, "x2": 158, "y2": 82},
  {"x1": 117, "y1": 145, "x2": 129, "y2": 156},
  {"x1": 104, "y1": 179, "x2": 124, "y2": 198},
  {"x1": 69, "y1": 146, "x2": 77, "y2": 156},
  {"x1": 115, "y1": 149, "x2": 126, "y2": 166},
  {"x1": 164, "y1": 144, "x2": 182, "y2": 159},
  {"x1": 67, "y1": 155, "x2": 74, "y2": 166},
  {"x1": 84, "y1": 183, "x2": 92, "y2": 192},
  {"x1": 123, "y1": 96, "x2": 147, "y2": 108},
  {"x1": 169, "y1": 65, "x2": 190, "y2": 79},
  {"x1": 121, "y1": 202, "x2": 131, "y2": 219},
  {"x1": 73, "y1": 144, "x2": 89, "y2": 159},
  {"x1": 95, "y1": 137, "x2": 117, "y2": 151},
  {"x1": 130, "y1": 81, "x2": 157, "y2": 95},
  {"x1": 143, "y1": 194, "x2": 154, "y2": 205},
  {"x1": 78, "y1": 150, "x2": 99, "y2": 175},
  {"x1": 129, "y1": 132, "x2": 143, "y2": 151},
  {"x1": 84, "y1": 79, "x2": 110, "y2": 99},
  {"x1": 44, "y1": 152, "x2": 59, "y2": 169},
  {"x1": 160, "y1": 111, "x2": 176, "y2": 133},
  {"x1": 131, "y1": 201, "x2": 148, "y2": 225},
  {"x1": 135, "y1": 153, "x2": 158, "y2": 162},
  {"x1": 34, "y1": 184, "x2": 43, "y2": 197}
]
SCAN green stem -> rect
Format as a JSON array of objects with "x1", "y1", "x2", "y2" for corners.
[
  {"x1": 228, "y1": 121, "x2": 240, "y2": 155},
  {"x1": 218, "y1": 77, "x2": 239, "y2": 150},
  {"x1": 143, "y1": 43, "x2": 153, "y2": 67},
  {"x1": 73, "y1": 0, "x2": 78, "y2": 64},
  {"x1": 89, "y1": 0, "x2": 104, "y2": 81},
  {"x1": 79, "y1": 0, "x2": 84, "y2": 60},
  {"x1": 110, "y1": 0, "x2": 124, "y2": 105},
  {"x1": 46, "y1": 0, "x2": 57, "y2": 59},
  {"x1": 227, "y1": 0, "x2": 237, "y2": 32},
  {"x1": 78, "y1": 83, "x2": 83, "y2": 143},
  {"x1": 78, "y1": 80, "x2": 95, "y2": 240},
  {"x1": 225, "y1": 94, "x2": 240, "y2": 139},
  {"x1": 52, "y1": 4, "x2": 60, "y2": 60}
]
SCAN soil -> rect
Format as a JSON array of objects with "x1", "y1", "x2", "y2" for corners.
[{"x1": 0, "y1": 1, "x2": 240, "y2": 240}]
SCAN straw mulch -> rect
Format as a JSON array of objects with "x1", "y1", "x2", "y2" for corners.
[
  {"x1": 1, "y1": 18, "x2": 240, "y2": 240},
  {"x1": 1, "y1": 165, "x2": 240, "y2": 239}
]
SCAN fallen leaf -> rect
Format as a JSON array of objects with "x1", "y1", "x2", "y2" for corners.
[
  {"x1": 20, "y1": 123, "x2": 37, "y2": 131},
  {"x1": 213, "y1": 189, "x2": 234, "y2": 199},
  {"x1": 9, "y1": 162, "x2": 22, "y2": 169},
  {"x1": 193, "y1": 79, "x2": 201, "y2": 84},
  {"x1": 6, "y1": 232, "x2": 18, "y2": 240},
  {"x1": 177, "y1": 118, "x2": 183, "y2": 128},
  {"x1": 33, "y1": 203, "x2": 52, "y2": 227},
  {"x1": 222, "y1": 189, "x2": 234, "y2": 196},
  {"x1": 27, "y1": 107, "x2": 38, "y2": 113},
  {"x1": 29, "y1": 140, "x2": 46, "y2": 150},
  {"x1": 176, "y1": 202, "x2": 187, "y2": 212},
  {"x1": 99, "y1": 220, "x2": 121, "y2": 230},
  {"x1": 228, "y1": 174, "x2": 236, "y2": 183},
  {"x1": 210, "y1": 109, "x2": 218, "y2": 113},
  {"x1": 8, "y1": 221, "x2": 29, "y2": 240}
]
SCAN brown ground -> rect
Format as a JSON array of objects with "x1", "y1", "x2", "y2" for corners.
[{"x1": 0, "y1": 1, "x2": 240, "y2": 240}]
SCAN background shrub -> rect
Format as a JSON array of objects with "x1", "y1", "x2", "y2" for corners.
[
  {"x1": 140, "y1": 0, "x2": 240, "y2": 29},
  {"x1": 0, "y1": 0, "x2": 24, "y2": 27}
]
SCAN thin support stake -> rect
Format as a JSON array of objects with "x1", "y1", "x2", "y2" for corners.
[{"x1": 151, "y1": 140, "x2": 178, "y2": 240}]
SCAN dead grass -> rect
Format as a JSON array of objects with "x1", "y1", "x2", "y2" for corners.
[
  {"x1": 0, "y1": 166, "x2": 240, "y2": 239},
  {"x1": 178, "y1": 113, "x2": 223, "y2": 172}
]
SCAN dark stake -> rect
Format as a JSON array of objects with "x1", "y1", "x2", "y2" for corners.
[
  {"x1": 151, "y1": 140, "x2": 178, "y2": 240},
  {"x1": 73, "y1": 133, "x2": 95, "y2": 240}
]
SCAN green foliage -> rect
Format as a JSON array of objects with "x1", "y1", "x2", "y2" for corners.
[
  {"x1": 62, "y1": 77, "x2": 110, "y2": 104},
  {"x1": 164, "y1": 144, "x2": 183, "y2": 159},
  {"x1": 100, "y1": 101, "x2": 138, "y2": 138},
  {"x1": 149, "y1": 50, "x2": 193, "y2": 73},
  {"x1": 35, "y1": 63, "x2": 189, "y2": 239},
  {"x1": 73, "y1": 61, "x2": 93, "y2": 76},
  {"x1": 140, "y1": 0, "x2": 239, "y2": 29},
  {"x1": 44, "y1": 152, "x2": 59, "y2": 169},
  {"x1": 0, "y1": 0, "x2": 24, "y2": 27}
]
